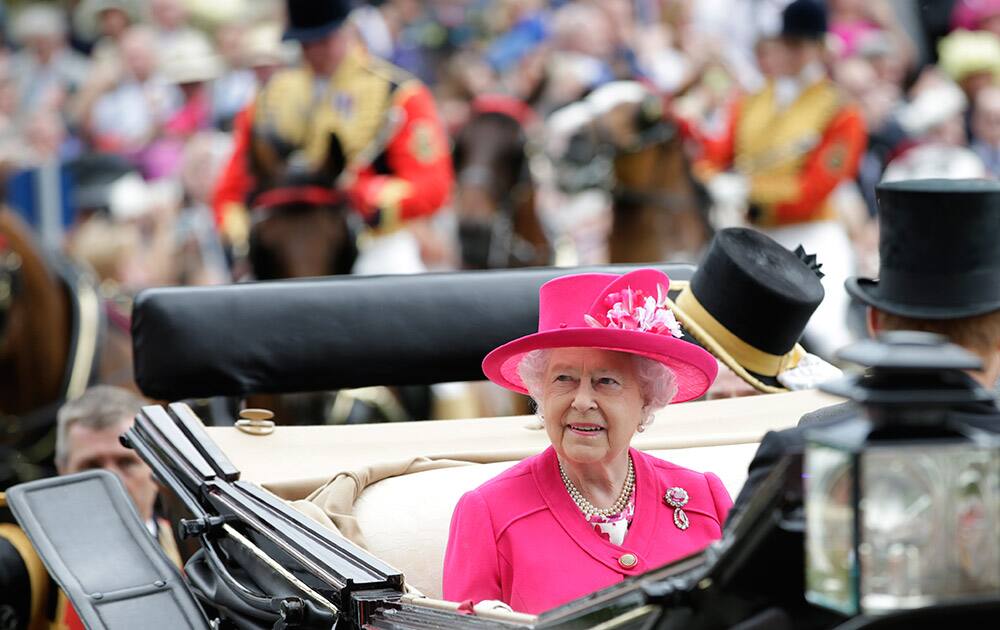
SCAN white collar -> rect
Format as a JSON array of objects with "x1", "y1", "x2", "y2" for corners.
[{"x1": 774, "y1": 62, "x2": 826, "y2": 109}]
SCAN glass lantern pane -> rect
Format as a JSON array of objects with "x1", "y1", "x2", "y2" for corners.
[
  {"x1": 859, "y1": 443, "x2": 1000, "y2": 614},
  {"x1": 805, "y1": 445, "x2": 858, "y2": 615}
]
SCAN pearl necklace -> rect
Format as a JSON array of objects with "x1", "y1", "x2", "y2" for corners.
[{"x1": 559, "y1": 456, "x2": 635, "y2": 519}]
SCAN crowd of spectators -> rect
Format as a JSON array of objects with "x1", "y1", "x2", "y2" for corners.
[{"x1": 2, "y1": 0, "x2": 1000, "y2": 299}]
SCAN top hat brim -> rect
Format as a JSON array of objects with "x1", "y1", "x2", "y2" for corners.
[
  {"x1": 283, "y1": 19, "x2": 345, "y2": 43},
  {"x1": 481, "y1": 326, "x2": 717, "y2": 404},
  {"x1": 666, "y1": 282, "x2": 796, "y2": 394},
  {"x1": 846, "y1": 277, "x2": 1000, "y2": 320}
]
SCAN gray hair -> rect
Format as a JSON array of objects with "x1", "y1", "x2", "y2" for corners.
[
  {"x1": 55, "y1": 385, "x2": 148, "y2": 467},
  {"x1": 517, "y1": 349, "x2": 678, "y2": 427}
]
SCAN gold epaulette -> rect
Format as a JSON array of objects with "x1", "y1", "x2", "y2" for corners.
[{"x1": 360, "y1": 54, "x2": 415, "y2": 91}]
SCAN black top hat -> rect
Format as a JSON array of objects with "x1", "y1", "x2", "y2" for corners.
[
  {"x1": 846, "y1": 179, "x2": 1000, "y2": 320},
  {"x1": 283, "y1": 0, "x2": 351, "y2": 43},
  {"x1": 781, "y1": 0, "x2": 828, "y2": 41},
  {"x1": 668, "y1": 227, "x2": 825, "y2": 392}
]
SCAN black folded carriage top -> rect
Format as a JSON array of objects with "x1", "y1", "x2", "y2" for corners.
[{"x1": 132, "y1": 264, "x2": 695, "y2": 401}]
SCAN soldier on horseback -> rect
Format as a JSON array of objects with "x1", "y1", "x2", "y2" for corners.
[{"x1": 213, "y1": 0, "x2": 455, "y2": 276}]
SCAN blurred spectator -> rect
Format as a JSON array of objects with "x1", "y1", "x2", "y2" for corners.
[
  {"x1": 690, "y1": 0, "x2": 791, "y2": 92},
  {"x1": 350, "y1": 0, "x2": 446, "y2": 82},
  {"x1": 0, "y1": 56, "x2": 19, "y2": 171},
  {"x1": 148, "y1": 0, "x2": 193, "y2": 47},
  {"x1": 828, "y1": 0, "x2": 879, "y2": 54},
  {"x1": 636, "y1": 0, "x2": 720, "y2": 95},
  {"x1": 952, "y1": 0, "x2": 1000, "y2": 37},
  {"x1": 160, "y1": 30, "x2": 223, "y2": 137},
  {"x1": 175, "y1": 131, "x2": 231, "y2": 285},
  {"x1": 74, "y1": 25, "x2": 181, "y2": 166},
  {"x1": 938, "y1": 28, "x2": 1000, "y2": 103},
  {"x1": 240, "y1": 20, "x2": 297, "y2": 76},
  {"x1": 971, "y1": 84, "x2": 1000, "y2": 174},
  {"x1": 4, "y1": 110, "x2": 77, "y2": 249},
  {"x1": 884, "y1": 79, "x2": 988, "y2": 182},
  {"x1": 857, "y1": 28, "x2": 909, "y2": 89},
  {"x1": 209, "y1": 17, "x2": 257, "y2": 129},
  {"x1": 68, "y1": 175, "x2": 181, "y2": 291},
  {"x1": 142, "y1": 29, "x2": 224, "y2": 179},
  {"x1": 8, "y1": 3, "x2": 90, "y2": 116},
  {"x1": 834, "y1": 55, "x2": 906, "y2": 215},
  {"x1": 72, "y1": 0, "x2": 138, "y2": 81},
  {"x1": 351, "y1": 0, "x2": 395, "y2": 61},
  {"x1": 898, "y1": 77, "x2": 969, "y2": 147}
]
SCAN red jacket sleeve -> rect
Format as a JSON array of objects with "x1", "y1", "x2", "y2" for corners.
[
  {"x1": 349, "y1": 82, "x2": 454, "y2": 230},
  {"x1": 689, "y1": 98, "x2": 742, "y2": 175},
  {"x1": 212, "y1": 103, "x2": 256, "y2": 229},
  {"x1": 768, "y1": 106, "x2": 867, "y2": 224}
]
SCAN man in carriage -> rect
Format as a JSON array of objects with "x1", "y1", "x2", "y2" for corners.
[
  {"x1": 1, "y1": 386, "x2": 179, "y2": 630},
  {"x1": 212, "y1": 0, "x2": 454, "y2": 275}
]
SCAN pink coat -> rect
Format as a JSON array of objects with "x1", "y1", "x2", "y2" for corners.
[{"x1": 442, "y1": 446, "x2": 732, "y2": 614}]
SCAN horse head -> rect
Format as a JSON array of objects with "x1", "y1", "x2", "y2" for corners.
[
  {"x1": 452, "y1": 96, "x2": 551, "y2": 269},
  {"x1": 0, "y1": 207, "x2": 78, "y2": 488},
  {"x1": 547, "y1": 82, "x2": 712, "y2": 263},
  {"x1": 247, "y1": 129, "x2": 359, "y2": 280}
]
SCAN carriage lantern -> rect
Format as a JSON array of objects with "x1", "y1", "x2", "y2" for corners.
[{"x1": 804, "y1": 331, "x2": 1000, "y2": 616}]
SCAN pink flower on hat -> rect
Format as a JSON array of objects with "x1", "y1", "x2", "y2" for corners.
[{"x1": 585, "y1": 284, "x2": 684, "y2": 338}]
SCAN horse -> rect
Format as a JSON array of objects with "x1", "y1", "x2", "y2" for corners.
[
  {"x1": 246, "y1": 131, "x2": 359, "y2": 281},
  {"x1": 452, "y1": 96, "x2": 552, "y2": 269},
  {"x1": 546, "y1": 82, "x2": 714, "y2": 264},
  {"x1": 0, "y1": 207, "x2": 105, "y2": 488}
]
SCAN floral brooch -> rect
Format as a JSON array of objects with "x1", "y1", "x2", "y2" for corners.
[
  {"x1": 664, "y1": 486, "x2": 690, "y2": 531},
  {"x1": 585, "y1": 284, "x2": 684, "y2": 338}
]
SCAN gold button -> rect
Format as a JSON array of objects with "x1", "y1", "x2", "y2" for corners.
[
  {"x1": 618, "y1": 553, "x2": 637, "y2": 569},
  {"x1": 239, "y1": 408, "x2": 274, "y2": 422},
  {"x1": 236, "y1": 408, "x2": 275, "y2": 436}
]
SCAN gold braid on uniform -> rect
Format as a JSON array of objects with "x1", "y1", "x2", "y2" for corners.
[{"x1": 1, "y1": 490, "x2": 51, "y2": 630}]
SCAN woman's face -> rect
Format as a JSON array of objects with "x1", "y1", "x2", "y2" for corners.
[{"x1": 541, "y1": 347, "x2": 646, "y2": 466}]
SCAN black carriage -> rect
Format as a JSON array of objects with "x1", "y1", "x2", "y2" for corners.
[{"x1": 7, "y1": 266, "x2": 999, "y2": 630}]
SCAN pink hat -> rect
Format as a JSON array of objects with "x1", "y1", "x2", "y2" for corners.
[
  {"x1": 952, "y1": 0, "x2": 1000, "y2": 31},
  {"x1": 482, "y1": 269, "x2": 718, "y2": 402}
]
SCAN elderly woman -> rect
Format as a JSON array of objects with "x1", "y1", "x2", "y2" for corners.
[{"x1": 442, "y1": 269, "x2": 731, "y2": 614}]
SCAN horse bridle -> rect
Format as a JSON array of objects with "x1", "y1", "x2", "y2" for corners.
[
  {"x1": 608, "y1": 117, "x2": 697, "y2": 215},
  {"x1": 0, "y1": 233, "x2": 22, "y2": 343},
  {"x1": 247, "y1": 184, "x2": 361, "y2": 280},
  {"x1": 249, "y1": 185, "x2": 346, "y2": 225},
  {"x1": 460, "y1": 155, "x2": 541, "y2": 268}
]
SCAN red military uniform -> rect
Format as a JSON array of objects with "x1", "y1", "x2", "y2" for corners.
[
  {"x1": 694, "y1": 77, "x2": 867, "y2": 227},
  {"x1": 212, "y1": 44, "x2": 453, "y2": 239}
]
